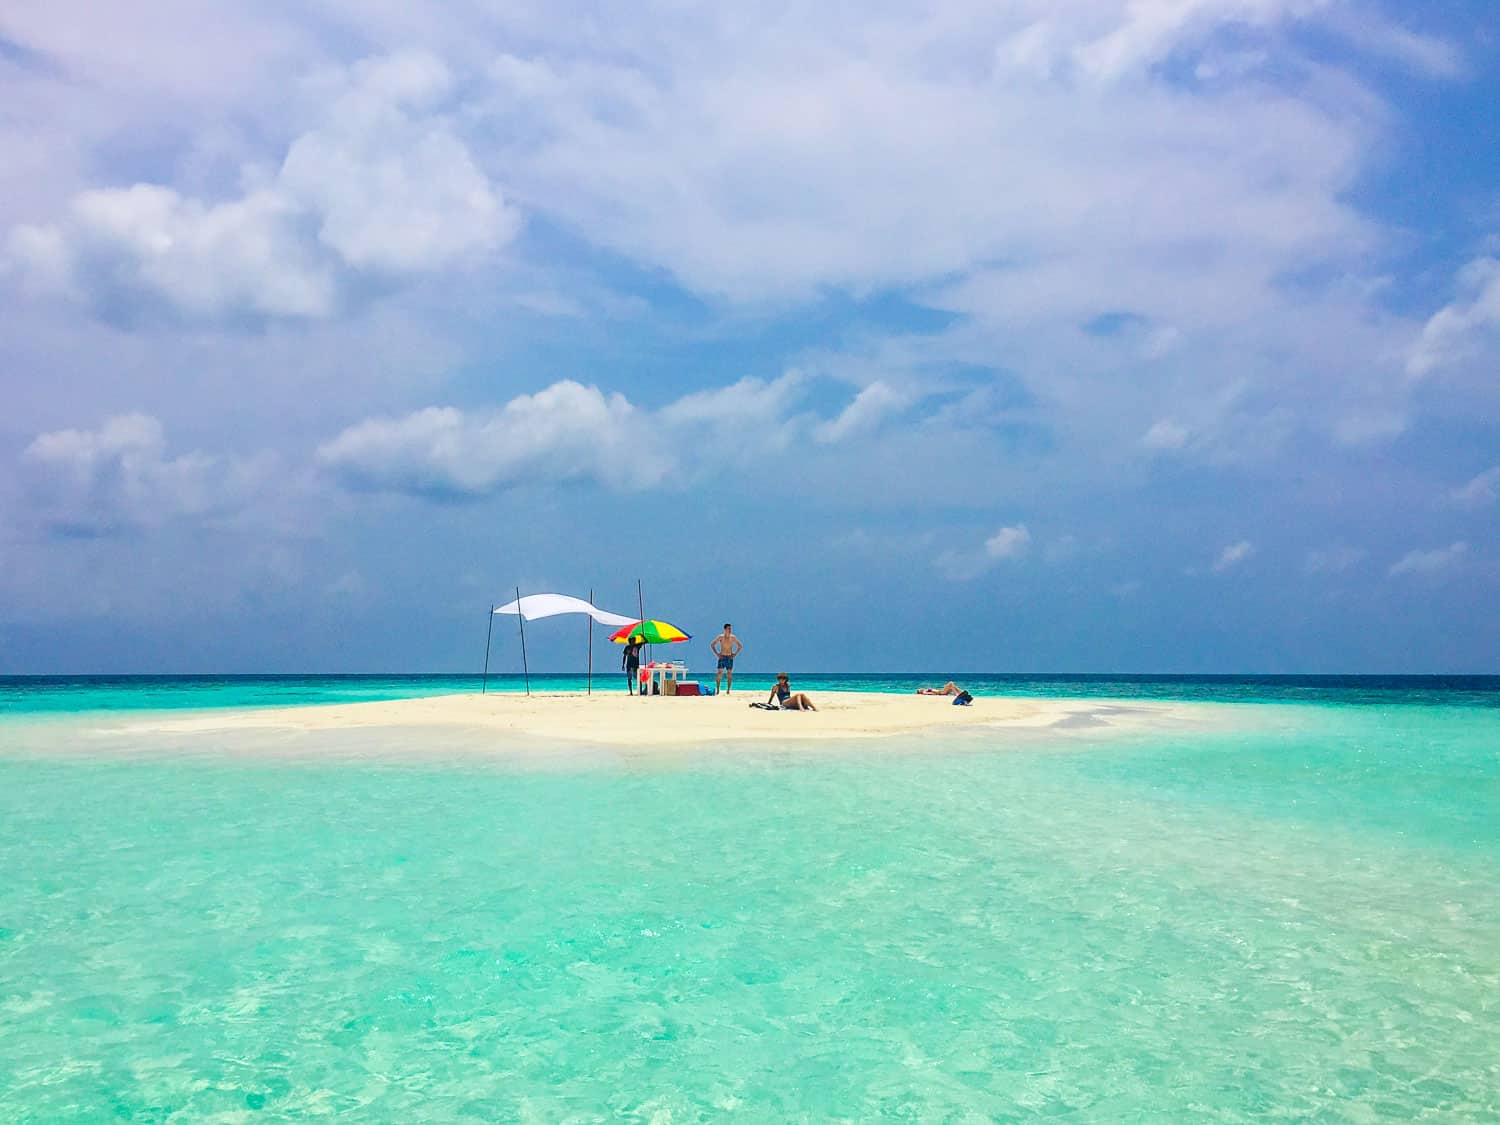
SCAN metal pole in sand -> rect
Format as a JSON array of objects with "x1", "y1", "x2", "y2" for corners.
[
  {"x1": 482, "y1": 604, "x2": 495, "y2": 694},
  {"x1": 637, "y1": 577, "x2": 648, "y2": 664},
  {"x1": 587, "y1": 588, "x2": 594, "y2": 696},
  {"x1": 515, "y1": 586, "x2": 531, "y2": 697},
  {"x1": 636, "y1": 576, "x2": 654, "y2": 675}
]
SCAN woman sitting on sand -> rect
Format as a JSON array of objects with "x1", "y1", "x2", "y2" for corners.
[
  {"x1": 770, "y1": 673, "x2": 817, "y2": 711},
  {"x1": 917, "y1": 682, "x2": 963, "y2": 696}
]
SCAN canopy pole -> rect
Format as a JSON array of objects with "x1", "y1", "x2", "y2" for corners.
[
  {"x1": 587, "y1": 588, "x2": 594, "y2": 696},
  {"x1": 481, "y1": 603, "x2": 495, "y2": 694},
  {"x1": 515, "y1": 585, "x2": 531, "y2": 697},
  {"x1": 637, "y1": 577, "x2": 649, "y2": 663}
]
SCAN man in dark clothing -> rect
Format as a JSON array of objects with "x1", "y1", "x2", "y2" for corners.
[{"x1": 623, "y1": 634, "x2": 645, "y2": 694}]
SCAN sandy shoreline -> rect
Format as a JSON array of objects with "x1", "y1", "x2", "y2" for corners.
[{"x1": 114, "y1": 690, "x2": 1216, "y2": 747}]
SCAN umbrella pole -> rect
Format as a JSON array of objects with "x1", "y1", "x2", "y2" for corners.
[
  {"x1": 515, "y1": 585, "x2": 531, "y2": 697},
  {"x1": 587, "y1": 588, "x2": 594, "y2": 696},
  {"x1": 482, "y1": 603, "x2": 494, "y2": 694},
  {"x1": 637, "y1": 577, "x2": 649, "y2": 664}
]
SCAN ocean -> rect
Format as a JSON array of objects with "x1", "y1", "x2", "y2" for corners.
[{"x1": 1, "y1": 675, "x2": 1497, "y2": 1120}]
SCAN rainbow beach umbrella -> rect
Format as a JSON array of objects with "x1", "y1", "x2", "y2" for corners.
[{"x1": 608, "y1": 620, "x2": 691, "y2": 645}]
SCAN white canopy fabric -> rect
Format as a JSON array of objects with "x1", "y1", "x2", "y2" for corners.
[{"x1": 494, "y1": 593, "x2": 637, "y2": 628}]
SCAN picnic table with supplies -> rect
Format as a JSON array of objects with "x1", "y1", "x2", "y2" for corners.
[{"x1": 638, "y1": 662, "x2": 706, "y2": 696}]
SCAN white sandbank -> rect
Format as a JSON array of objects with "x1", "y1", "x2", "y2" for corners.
[{"x1": 121, "y1": 690, "x2": 1216, "y2": 748}]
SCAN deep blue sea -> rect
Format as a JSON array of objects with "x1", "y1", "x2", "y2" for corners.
[{"x1": 2, "y1": 675, "x2": 1498, "y2": 1120}]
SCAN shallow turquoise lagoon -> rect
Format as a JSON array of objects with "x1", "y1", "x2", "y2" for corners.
[
  {"x1": 7, "y1": 672, "x2": 1497, "y2": 717},
  {"x1": 1, "y1": 693, "x2": 1498, "y2": 1120}
]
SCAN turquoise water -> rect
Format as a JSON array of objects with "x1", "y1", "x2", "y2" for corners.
[
  {"x1": 5, "y1": 672, "x2": 1497, "y2": 717},
  {"x1": 2, "y1": 681, "x2": 1499, "y2": 1120}
]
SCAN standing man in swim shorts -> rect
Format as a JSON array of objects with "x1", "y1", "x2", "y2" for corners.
[{"x1": 712, "y1": 623, "x2": 743, "y2": 695}]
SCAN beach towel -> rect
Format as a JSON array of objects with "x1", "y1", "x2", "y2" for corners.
[{"x1": 749, "y1": 702, "x2": 779, "y2": 710}]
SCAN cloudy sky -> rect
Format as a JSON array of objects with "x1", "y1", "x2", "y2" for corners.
[{"x1": 2, "y1": 0, "x2": 1497, "y2": 674}]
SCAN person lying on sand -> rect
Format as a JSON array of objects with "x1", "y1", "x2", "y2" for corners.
[
  {"x1": 917, "y1": 682, "x2": 963, "y2": 696},
  {"x1": 770, "y1": 673, "x2": 817, "y2": 711}
]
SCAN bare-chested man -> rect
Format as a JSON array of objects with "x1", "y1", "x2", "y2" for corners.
[{"x1": 711, "y1": 624, "x2": 743, "y2": 694}]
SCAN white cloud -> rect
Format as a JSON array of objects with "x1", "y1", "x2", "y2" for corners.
[
  {"x1": 34, "y1": 185, "x2": 336, "y2": 318},
  {"x1": 4, "y1": 224, "x2": 72, "y2": 294},
  {"x1": 814, "y1": 381, "x2": 909, "y2": 444},
  {"x1": 278, "y1": 52, "x2": 514, "y2": 273},
  {"x1": 21, "y1": 413, "x2": 268, "y2": 535},
  {"x1": 1065, "y1": 0, "x2": 1303, "y2": 82},
  {"x1": 4, "y1": 4, "x2": 1463, "y2": 469},
  {"x1": 1, "y1": 7, "x2": 1481, "y2": 537},
  {"x1": 657, "y1": 371, "x2": 805, "y2": 437},
  {"x1": 1212, "y1": 540, "x2": 1254, "y2": 572},
  {"x1": 1407, "y1": 258, "x2": 1500, "y2": 377},
  {"x1": 480, "y1": 2, "x2": 1387, "y2": 302},
  {"x1": 1142, "y1": 419, "x2": 1189, "y2": 451},
  {"x1": 449, "y1": 3, "x2": 1467, "y2": 477},
  {"x1": 318, "y1": 371, "x2": 849, "y2": 499},
  {"x1": 1327, "y1": 11, "x2": 1466, "y2": 78},
  {"x1": 1389, "y1": 541, "x2": 1468, "y2": 578},
  {"x1": 985, "y1": 524, "x2": 1032, "y2": 559},
  {"x1": 317, "y1": 382, "x2": 666, "y2": 497},
  {"x1": 934, "y1": 523, "x2": 1031, "y2": 580},
  {"x1": 5, "y1": 51, "x2": 517, "y2": 321},
  {"x1": 1451, "y1": 466, "x2": 1500, "y2": 508},
  {"x1": 1305, "y1": 544, "x2": 1365, "y2": 574},
  {"x1": 1, "y1": 2, "x2": 1492, "y2": 668}
]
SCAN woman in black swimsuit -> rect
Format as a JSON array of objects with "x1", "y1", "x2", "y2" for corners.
[{"x1": 769, "y1": 673, "x2": 817, "y2": 711}]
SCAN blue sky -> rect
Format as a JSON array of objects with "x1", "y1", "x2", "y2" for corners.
[{"x1": 1, "y1": 1, "x2": 1497, "y2": 674}]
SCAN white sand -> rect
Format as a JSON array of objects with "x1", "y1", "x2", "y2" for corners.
[{"x1": 122, "y1": 690, "x2": 1213, "y2": 748}]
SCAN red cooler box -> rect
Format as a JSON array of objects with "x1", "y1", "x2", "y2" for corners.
[{"x1": 675, "y1": 681, "x2": 701, "y2": 696}]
